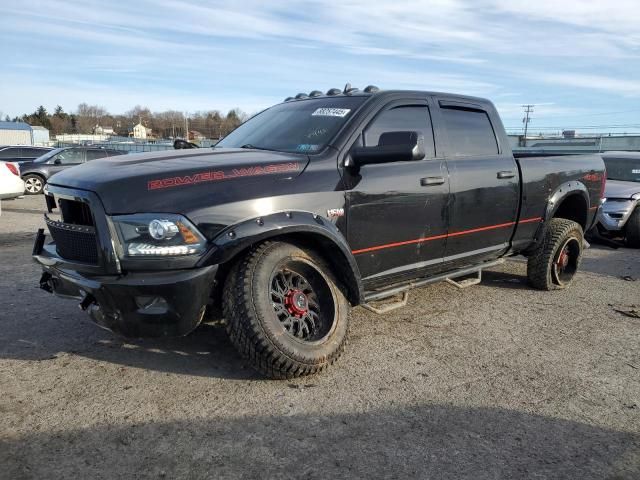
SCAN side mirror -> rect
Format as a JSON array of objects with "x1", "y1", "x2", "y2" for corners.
[
  {"x1": 348, "y1": 131, "x2": 425, "y2": 167},
  {"x1": 174, "y1": 139, "x2": 199, "y2": 149},
  {"x1": 54, "y1": 158, "x2": 62, "y2": 165}
]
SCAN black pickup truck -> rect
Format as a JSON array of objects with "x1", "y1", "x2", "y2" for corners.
[{"x1": 33, "y1": 86, "x2": 605, "y2": 378}]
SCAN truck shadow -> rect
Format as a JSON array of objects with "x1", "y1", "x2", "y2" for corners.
[
  {"x1": 481, "y1": 270, "x2": 530, "y2": 290},
  {"x1": 1, "y1": 242, "x2": 636, "y2": 381},
  {"x1": 2, "y1": 404, "x2": 638, "y2": 479}
]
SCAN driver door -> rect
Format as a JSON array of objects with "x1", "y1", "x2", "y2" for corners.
[{"x1": 342, "y1": 100, "x2": 449, "y2": 286}]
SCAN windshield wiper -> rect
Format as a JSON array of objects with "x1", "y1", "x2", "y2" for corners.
[{"x1": 239, "y1": 144, "x2": 282, "y2": 153}]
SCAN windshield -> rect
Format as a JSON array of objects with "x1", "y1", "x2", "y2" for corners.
[
  {"x1": 604, "y1": 156, "x2": 640, "y2": 182},
  {"x1": 35, "y1": 147, "x2": 66, "y2": 163},
  {"x1": 216, "y1": 96, "x2": 367, "y2": 154}
]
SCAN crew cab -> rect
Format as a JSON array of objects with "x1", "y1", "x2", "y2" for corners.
[{"x1": 33, "y1": 86, "x2": 605, "y2": 379}]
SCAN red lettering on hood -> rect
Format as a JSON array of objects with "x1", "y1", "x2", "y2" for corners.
[{"x1": 147, "y1": 162, "x2": 300, "y2": 190}]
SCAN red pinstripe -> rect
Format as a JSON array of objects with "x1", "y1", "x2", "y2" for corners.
[{"x1": 351, "y1": 217, "x2": 543, "y2": 255}]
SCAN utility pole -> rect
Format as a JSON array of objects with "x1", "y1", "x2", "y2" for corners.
[
  {"x1": 522, "y1": 105, "x2": 534, "y2": 147},
  {"x1": 184, "y1": 112, "x2": 189, "y2": 140}
]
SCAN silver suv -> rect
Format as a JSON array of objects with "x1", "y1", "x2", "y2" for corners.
[{"x1": 595, "y1": 152, "x2": 640, "y2": 247}]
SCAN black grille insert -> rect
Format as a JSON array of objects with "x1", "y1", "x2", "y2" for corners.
[
  {"x1": 46, "y1": 217, "x2": 98, "y2": 264},
  {"x1": 58, "y1": 198, "x2": 94, "y2": 226}
]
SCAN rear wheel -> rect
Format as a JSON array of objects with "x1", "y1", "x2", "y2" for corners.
[
  {"x1": 527, "y1": 218, "x2": 584, "y2": 290},
  {"x1": 23, "y1": 174, "x2": 45, "y2": 195},
  {"x1": 625, "y1": 207, "x2": 640, "y2": 248},
  {"x1": 223, "y1": 241, "x2": 350, "y2": 379}
]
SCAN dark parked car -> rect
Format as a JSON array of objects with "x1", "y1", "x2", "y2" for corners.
[
  {"x1": 0, "y1": 145, "x2": 53, "y2": 163},
  {"x1": 592, "y1": 151, "x2": 640, "y2": 247},
  {"x1": 21, "y1": 146, "x2": 126, "y2": 194},
  {"x1": 34, "y1": 86, "x2": 604, "y2": 378}
]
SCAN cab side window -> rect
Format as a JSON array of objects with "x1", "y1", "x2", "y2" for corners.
[
  {"x1": 53, "y1": 149, "x2": 85, "y2": 164},
  {"x1": 364, "y1": 105, "x2": 435, "y2": 158},
  {"x1": 441, "y1": 107, "x2": 499, "y2": 156}
]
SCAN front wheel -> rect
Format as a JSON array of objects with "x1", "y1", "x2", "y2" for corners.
[
  {"x1": 223, "y1": 241, "x2": 350, "y2": 379},
  {"x1": 527, "y1": 218, "x2": 584, "y2": 290},
  {"x1": 625, "y1": 207, "x2": 640, "y2": 248},
  {"x1": 23, "y1": 174, "x2": 45, "y2": 195}
]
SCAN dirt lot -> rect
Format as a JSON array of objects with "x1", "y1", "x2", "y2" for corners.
[{"x1": 1, "y1": 195, "x2": 639, "y2": 479}]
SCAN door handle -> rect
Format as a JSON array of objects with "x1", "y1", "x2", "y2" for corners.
[
  {"x1": 497, "y1": 171, "x2": 515, "y2": 179},
  {"x1": 420, "y1": 176, "x2": 445, "y2": 186}
]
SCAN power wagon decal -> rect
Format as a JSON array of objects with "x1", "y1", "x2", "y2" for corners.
[{"x1": 147, "y1": 162, "x2": 301, "y2": 190}]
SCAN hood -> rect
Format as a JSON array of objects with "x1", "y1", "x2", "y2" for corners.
[
  {"x1": 604, "y1": 179, "x2": 640, "y2": 200},
  {"x1": 48, "y1": 148, "x2": 309, "y2": 214}
]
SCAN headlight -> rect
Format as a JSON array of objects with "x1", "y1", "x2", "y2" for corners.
[{"x1": 111, "y1": 213, "x2": 207, "y2": 256}]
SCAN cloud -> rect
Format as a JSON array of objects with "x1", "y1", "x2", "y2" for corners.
[
  {"x1": 1, "y1": 0, "x2": 639, "y2": 125},
  {"x1": 534, "y1": 73, "x2": 640, "y2": 97}
]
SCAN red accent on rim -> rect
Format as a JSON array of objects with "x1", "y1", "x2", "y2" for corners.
[
  {"x1": 284, "y1": 289, "x2": 308, "y2": 317},
  {"x1": 556, "y1": 247, "x2": 569, "y2": 269}
]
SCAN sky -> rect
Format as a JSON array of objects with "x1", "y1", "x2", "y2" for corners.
[{"x1": 1, "y1": 0, "x2": 639, "y2": 134}]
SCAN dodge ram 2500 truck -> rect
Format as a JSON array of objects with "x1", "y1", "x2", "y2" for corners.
[{"x1": 33, "y1": 85, "x2": 605, "y2": 379}]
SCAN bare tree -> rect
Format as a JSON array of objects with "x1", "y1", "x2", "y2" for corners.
[{"x1": 76, "y1": 103, "x2": 109, "y2": 133}]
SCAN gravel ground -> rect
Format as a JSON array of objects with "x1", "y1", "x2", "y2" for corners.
[{"x1": 1, "y1": 195, "x2": 639, "y2": 479}]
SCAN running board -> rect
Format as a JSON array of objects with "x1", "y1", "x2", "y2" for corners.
[
  {"x1": 445, "y1": 270, "x2": 482, "y2": 289},
  {"x1": 361, "y1": 292, "x2": 409, "y2": 314},
  {"x1": 363, "y1": 259, "x2": 505, "y2": 307}
]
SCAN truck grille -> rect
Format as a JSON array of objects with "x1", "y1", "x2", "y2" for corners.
[
  {"x1": 58, "y1": 198, "x2": 95, "y2": 226},
  {"x1": 46, "y1": 217, "x2": 98, "y2": 264}
]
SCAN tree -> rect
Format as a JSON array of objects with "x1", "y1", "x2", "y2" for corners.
[
  {"x1": 50, "y1": 106, "x2": 72, "y2": 135},
  {"x1": 76, "y1": 103, "x2": 108, "y2": 133}
]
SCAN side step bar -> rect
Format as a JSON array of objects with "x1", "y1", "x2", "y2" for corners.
[{"x1": 362, "y1": 259, "x2": 505, "y2": 313}]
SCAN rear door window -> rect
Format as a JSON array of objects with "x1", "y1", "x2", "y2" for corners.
[
  {"x1": 86, "y1": 149, "x2": 109, "y2": 161},
  {"x1": 0, "y1": 147, "x2": 20, "y2": 159},
  {"x1": 441, "y1": 108, "x2": 499, "y2": 157},
  {"x1": 22, "y1": 148, "x2": 47, "y2": 158}
]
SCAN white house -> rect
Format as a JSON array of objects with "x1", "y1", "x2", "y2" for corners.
[
  {"x1": 94, "y1": 125, "x2": 114, "y2": 135},
  {"x1": 132, "y1": 122, "x2": 152, "y2": 140}
]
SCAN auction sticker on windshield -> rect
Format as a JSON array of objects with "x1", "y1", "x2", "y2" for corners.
[{"x1": 312, "y1": 108, "x2": 351, "y2": 117}]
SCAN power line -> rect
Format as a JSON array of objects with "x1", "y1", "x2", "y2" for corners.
[
  {"x1": 514, "y1": 108, "x2": 640, "y2": 120},
  {"x1": 505, "y1": 124, "x2": 640, "y2": 130},
  {"x1": 522, "y1": 105, "x2": 534, "y2": 146}
]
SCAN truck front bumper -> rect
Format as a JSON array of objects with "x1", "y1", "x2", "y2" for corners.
[{"x1": 35, "y1": 242, "x2": 218, "y2": 338}]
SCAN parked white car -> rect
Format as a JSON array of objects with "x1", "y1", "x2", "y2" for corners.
[{"x1": 0, "y1": 162, "x2": 26, "y2": 200}]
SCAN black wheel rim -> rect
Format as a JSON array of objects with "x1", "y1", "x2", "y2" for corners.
[
  {"x1": 269, "y1": 260, "x2": 335, "y2": 343},
  {"x1": 552, "y1": 237, "x2": 580, "y2": 285}
]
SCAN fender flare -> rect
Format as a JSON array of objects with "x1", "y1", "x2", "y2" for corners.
[
  {"x1": 525, "y1": 180, "x2": 590, "y2": 252},
  {"x1": 198, "y1": 211, "x2": 364, "y2": 305},
  {"x1": 544, "y1": 180, "x2": 590, "y2": 225}
]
